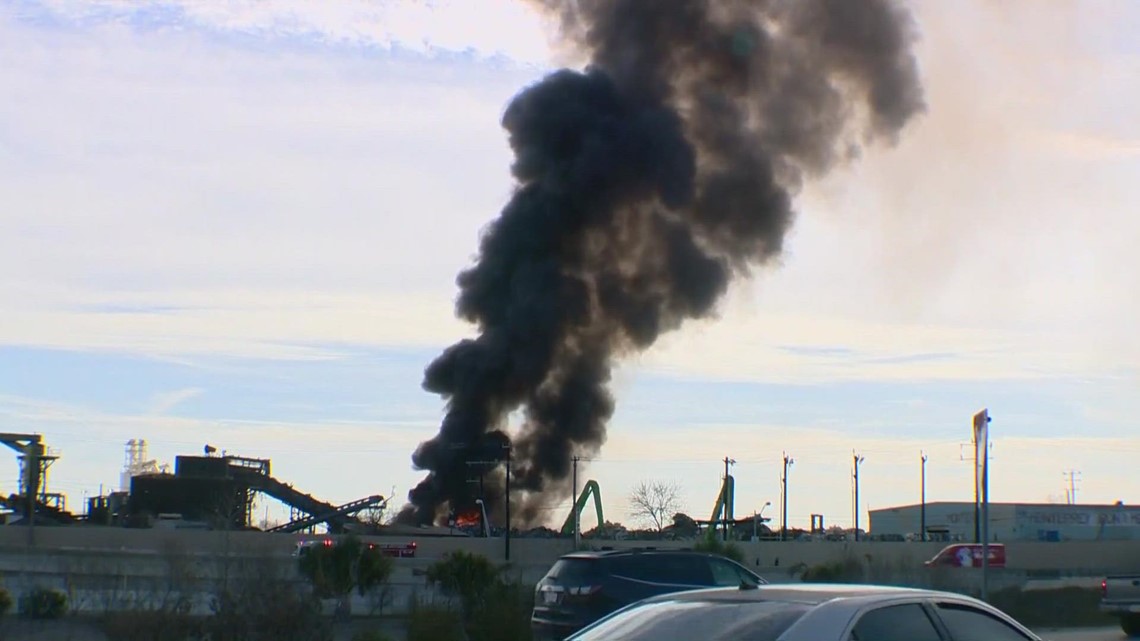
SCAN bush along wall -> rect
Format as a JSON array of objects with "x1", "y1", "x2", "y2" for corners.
[{"x1": 19, "y1": 587, "x2": 67, "y2": 619}]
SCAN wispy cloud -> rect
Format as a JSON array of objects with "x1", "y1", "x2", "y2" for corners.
[
  {"x1": 1030, "y1": 129, "x2": 1140, "y2": 162},
  {"x1": 146, "y1": 387, "x2": 203, "y2": 415},
  {"x1": 14, "y1": 0, "x2": 555, "y2": 64}
]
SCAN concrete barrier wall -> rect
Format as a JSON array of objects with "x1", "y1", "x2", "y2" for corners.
[
  {"x1": 1, "y1": 526, "x2": 1135, "y2": 616},
  {"x1": 6, "y1": 526, "x2": 1140, "y2": 571},
  {"x1": 8, "y1": 526, "x2": 1140, "y2": 571}
]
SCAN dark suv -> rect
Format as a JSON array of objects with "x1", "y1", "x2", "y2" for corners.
[{"x1": 531, "y1": 548, "x2": 766, "y2": 641}]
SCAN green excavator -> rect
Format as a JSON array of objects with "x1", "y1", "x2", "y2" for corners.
[{"x1": 561, "y1": 479, "x2": 604, "y2": 536}]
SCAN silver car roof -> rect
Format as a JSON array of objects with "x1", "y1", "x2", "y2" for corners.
[
  {"x1": 630, "y1": 583, "x2": 1040, "y2": 641},
  {"x1": 638, "y1": 583, "x2": 947, "y2": 605}
]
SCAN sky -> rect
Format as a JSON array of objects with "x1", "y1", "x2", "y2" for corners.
[{"x1": 1, "y1": 0, "x2": 1138, "y2": 532}]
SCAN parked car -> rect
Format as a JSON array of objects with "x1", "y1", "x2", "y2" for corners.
[
  {"x1": 567, "y1": 583, "x2": 1042, "y2": 641},
  {"x1": 531, "y1": 548, "x2": 766, "y2": 641},
  {"x1": 1100, "y1": 574, "x2": 1140, "y2": 636}
]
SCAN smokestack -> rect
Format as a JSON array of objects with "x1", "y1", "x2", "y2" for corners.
[{"x1": 398, "y1": 0, "x2": 924, "y2": 526}]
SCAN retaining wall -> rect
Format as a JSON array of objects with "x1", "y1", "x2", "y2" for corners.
[{"x1": 0, "y1": 526, "x2": 1134, "y2": 616}]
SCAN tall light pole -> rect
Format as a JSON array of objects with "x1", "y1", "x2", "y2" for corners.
[
  {"x1": 973, "y1": 409, "x2": 992, "y2": 600},
  {"x1": 572, "y1": 455, "x2": 581, "y2": 549},
  {"x1": 920, "y1": 451, "x2": 928, "y2": 542},
  {"x1": 781, "y1": 452, "x2": 794, "y2": 542},
  {"x1": 722, "y1": 456, "x2": 736, "y2": 541},
  {"x1": 852, "y1": 451, "x2": 865, "y2": 542}
]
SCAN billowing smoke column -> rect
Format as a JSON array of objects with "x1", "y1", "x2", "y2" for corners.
[{"x1": 398, "y1": 0, "x2": 924, "y2": 526}]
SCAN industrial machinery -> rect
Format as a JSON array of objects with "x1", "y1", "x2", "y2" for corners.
[
  {"x1": 128, "y1": 450, "x2": 384, "y2": 533},
  {"x1": 0, "y1": 432, "x2": 73, "y2": 524},
  {"x1": 267, "y1": 494, "x2": 388, "y2": 534},
  {"x1": 708, "y1": 473, "x2": 735, "y2": 538},
  {"x1": 693, "y1": 474, "x2": 772, "y2": 540},
  {"x1": 561, "y1": 479, "x2": 604, "y2": 536}
]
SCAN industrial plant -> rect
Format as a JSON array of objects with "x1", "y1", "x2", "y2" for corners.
[
  {"x1": 2, "y1": 434, "x2": 386, "y2": 535},
  {"x1": 6, "y1": 430, "x2": 1140, "y2": 547},
  {"x1": 1, "y1": 433, "x2": 789, "y2": 542}
]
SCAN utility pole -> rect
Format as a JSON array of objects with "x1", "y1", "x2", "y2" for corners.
[
  {"x1": 1063, "y1": 469, "x2": 1081, "y2": 505},
  {"x1": 464, "y1": 461, "x2": 491, "y2": 537},
  {"x1": 973, "y1": 433, "x2": 980, "y2": 543},
  {"x1": 572, "y1": 456, "x2": 581, "y2": 549},
  {"x1": 973, "y1": 408, "x2": 992, "y2": 601},
  {"x1": 723, "y1": 456, "x2": 736, "y2": 542},
  {"x1": 504, "y1": 442, "x2": 512, "y2": 562},
  {"x1": 920, "y1": 451, "x2": 928, "y2": 542},
  {"x1": 781, "y1": 452, "x2": 794, "y2": 541},
  {"x1": 852, "y1": 451, "x2": 865, "y2": 542},
  {"x1": 466, "y1": 444, "x2": 513, "y2": 558}
]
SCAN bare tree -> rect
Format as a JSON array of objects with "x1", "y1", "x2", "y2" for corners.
[{"x1": 628, "y1": 480, "x2": 682, "y2": 532}]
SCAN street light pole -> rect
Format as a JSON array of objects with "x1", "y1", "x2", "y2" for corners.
[
  {"x1": 781, "y1": 452, "x2": 794, "y2": 541},
  {"x1": 920, "y1": 451, "x2": 928, "y2": 542},
  {"x1": 722, "y1": 456, "x2": 736, "y2": 542},
  {"x1": 852, "y1": 451, "x2": 865, "y2": 542},
  {"x1": 572, "y1": 455, "x2": 580, "y2": 550},
  {"x1": 973, "y1": 409, "x2": 992, "y2": 601}
]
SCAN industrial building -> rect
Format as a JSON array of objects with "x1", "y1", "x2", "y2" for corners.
[{"x1": 869, "y1": 501, "x2": 1140, "y2": 542}]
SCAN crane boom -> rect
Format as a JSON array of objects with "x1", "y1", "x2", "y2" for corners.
[{"x1": 561, "y1": 480, "x2": 604, "y2": 536}]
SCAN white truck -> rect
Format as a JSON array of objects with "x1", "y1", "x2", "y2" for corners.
[{"x1": 1100, "y1": 574, "x2": 1140, "y2": 636}]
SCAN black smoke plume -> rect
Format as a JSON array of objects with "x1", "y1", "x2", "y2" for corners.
[{"x1": 397, "y1": 0, "x2": 924, "y2": 526}]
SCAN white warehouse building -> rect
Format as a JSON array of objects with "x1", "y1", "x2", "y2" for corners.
[{"x1": 868, "y1": 501, "x2": 1140, "y2": 542}]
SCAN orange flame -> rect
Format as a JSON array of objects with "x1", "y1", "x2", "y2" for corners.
[{"x1": 454, "y1": 509, "x2": 481, "y2": 528}]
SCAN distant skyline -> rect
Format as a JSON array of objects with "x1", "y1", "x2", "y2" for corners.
[{"x1": 1, "y1": 0, "x2": 1138, "y2": 530}]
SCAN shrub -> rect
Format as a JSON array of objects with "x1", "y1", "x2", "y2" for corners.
[
  {"x1": 424, "y1": 550, "x2": 503, "y2": 620},
  {"x1": 406, "y1": 599, "x2": 465, "y2": 641},
  {"x1": 692, "y1": 533, "x2": 747, "y2": 565},
  {"x1": 100, "y1": 608, "x2": 202, "y2": 641},
  {"x1": 19, "y1": 587, "x2": 67, "y2": 619},
  {"x1": 422, "y1": 552, "x2": 534, "y2": 641},
  {"x1": 298, "y1": 535, "x2": 395, "y2": 600},
  {"x1": 0, "y1": 587, "x2": 12, "y2": 617},
  {"x1": 797, "y1": 557, "x2": 865, "y2": 583},
  {"x1": 207, "y1": 580, "x2": 331, "y2": 641},
  {"x1": 352, "y1": 630, "x2": 395, "y2": 641},
  {"x1": 468, "y1": 578, "x2": 534, "y2": 641}
]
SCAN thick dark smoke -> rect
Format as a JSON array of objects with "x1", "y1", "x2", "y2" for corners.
[{"x1": 397, "y1": 0, "x2": 924, "y2": 527}]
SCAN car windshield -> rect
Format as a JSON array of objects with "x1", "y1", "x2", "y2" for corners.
[{"x1": 570, "y1": 598, "x2": 810, "y2": 641}]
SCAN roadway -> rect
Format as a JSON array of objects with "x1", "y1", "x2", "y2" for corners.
[{"x1": 1038, "y1": 628, "x2": 1122, "y2": 641}]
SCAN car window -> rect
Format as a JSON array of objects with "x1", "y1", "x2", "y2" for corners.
[
  {"x1": 935, "y1": 603, "x2": 1033, "y2": 640},
  {"x1": 547, "y1": 558, "x2": 601, "y2": 584},
  {"x1": 608, "y1": 555, "x2": 651, "y2": 581},
  {"x1": 850, "y1": 603, "x2": 941, "y2": 641},
  {"x1": 617, "y1": 554, "x2": 704, "y2": 585},
  {"x1": 709, "y1": 557, "x2": 751, "y2": 586},
  {"x1": 648, "y1": 554, "x2": 712, "y2": 585},
  {"x1": 573, "y1": 599, "x2": 810, "y2": 641}
]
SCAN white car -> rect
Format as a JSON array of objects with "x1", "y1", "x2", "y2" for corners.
[{"x1": 567, "y1": 583, "x2": 1041, "y2": 641}]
